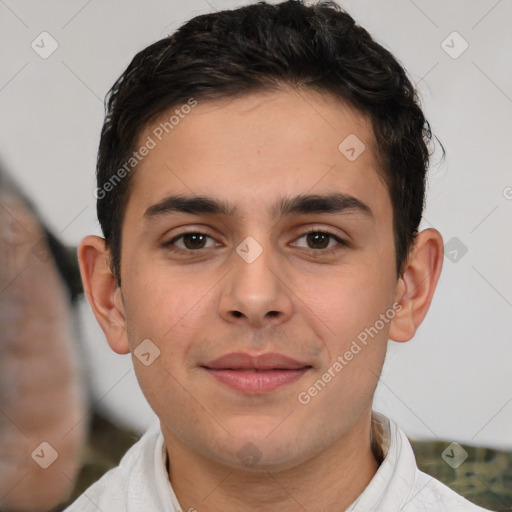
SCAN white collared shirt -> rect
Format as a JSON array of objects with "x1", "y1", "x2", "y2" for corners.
[{"x1": 64, "y1": 412, "x2": 493, "y2": 511}]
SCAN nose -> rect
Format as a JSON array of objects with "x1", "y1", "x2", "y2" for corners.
[{"x1": 218, "y1": 236, "x2": 294, "y2": 329}]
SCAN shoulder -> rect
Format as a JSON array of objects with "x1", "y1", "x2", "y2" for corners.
[
  {"x1": 360, "y1": 413, "x2": 495, "y2": 512},
  {"x1": 404, "y1": 468, "x2": 495, "y2": 512},
  {"x1": 63, "y1": 422, "x2": 163, "y2": 512},
  {"x1": 389, "y1": 418, "x2": 495, "y2": 512}
]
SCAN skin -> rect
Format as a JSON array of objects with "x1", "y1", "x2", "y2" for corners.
[
  {"x1": 0, "y1": 190, "x2": 86, "y2": 511},
  {"x1": 79, "y1": 87, "x2": 443, "y2": 512}
]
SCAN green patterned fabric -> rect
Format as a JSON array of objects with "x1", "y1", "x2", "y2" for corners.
[
  {"x1": 53, "y1": 413, "x2": 512, "y2": 512},
  {"x1": 412, "y1": 439, "x2": 512, "y2": 511}
]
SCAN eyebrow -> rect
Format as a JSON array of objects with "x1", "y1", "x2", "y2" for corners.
[{"x1": 143, "y1": 192, "x2": 373, "y2": 221}]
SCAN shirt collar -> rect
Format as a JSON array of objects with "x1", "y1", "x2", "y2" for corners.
[{"x1": 347, "y1": 411, "x2": 418, "y2": 511}]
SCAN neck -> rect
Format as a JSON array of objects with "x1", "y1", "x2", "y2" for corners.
[{"x1": 163, "y1": 409, "x2": 380, "y2": 512}]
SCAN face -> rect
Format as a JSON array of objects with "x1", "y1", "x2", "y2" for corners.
[{"x1": 116, "y1": 88, "x2": 401, "y2": 471}]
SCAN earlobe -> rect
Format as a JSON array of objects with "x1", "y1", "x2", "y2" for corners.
[
  {"x1": 389, "y1": 228, "x2": 444, "y2": 343},
  {"x1": 77, "y1": 235, "x2": 131, "y2": 355}
]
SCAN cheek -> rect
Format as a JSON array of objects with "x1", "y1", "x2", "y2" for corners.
[
  {"x1": 296, "y1": 269, "x2": 392, "y2": 414},
  {"x1": 122, "y1": 267, "x2": 217, "y2": 359},
  {"x1": 298, "y1": 259, "x2": 395, "y2": 338},
  {"x1": 121, "y1": 270, "x2": 214, "y2": 419},
  {"x1": 294, "y1": 258, "x2": 394, "y2": 401}
]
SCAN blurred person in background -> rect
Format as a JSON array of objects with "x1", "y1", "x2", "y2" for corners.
[{"x1": 0, "y1": 166, "x2": 86, "y2": 511}]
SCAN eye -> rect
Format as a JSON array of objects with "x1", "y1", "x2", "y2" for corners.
[
  {"x1": 164, "y1": 232, "x2": 218, "y2": 251},
  {"x1": 163, "y1": 229, "x2": 347, "y2": 254},
  {"x1": 292, "y1": 229, "x2": 346, "y2": 253}
]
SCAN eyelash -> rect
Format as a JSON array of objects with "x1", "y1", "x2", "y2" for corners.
[{"x1": 163, "y1": 228, "x2": 347, "y2": 255}]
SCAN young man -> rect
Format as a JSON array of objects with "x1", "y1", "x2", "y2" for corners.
[{"x1": 68, "y1": 1, "x2": 492, "y2": 510}]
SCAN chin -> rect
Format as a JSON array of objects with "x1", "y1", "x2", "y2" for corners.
[
  {"x1": 208, "y1": 429, "x2": 316, "y2": 474},
  {"x1": 211, "y1": 445, "x2": 310, "y2": 474}
]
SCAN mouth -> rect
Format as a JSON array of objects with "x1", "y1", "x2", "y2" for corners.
[{"x1": 201, "y1": 352, "x2": 313, "y2": 394}]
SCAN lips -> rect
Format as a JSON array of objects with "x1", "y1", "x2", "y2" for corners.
[
  {"x1": 203, "y1": 352, "x2": 310, "y2": 371},
  {"x1": 201, "y1": 352, "x2": 312, "y2": 394}
]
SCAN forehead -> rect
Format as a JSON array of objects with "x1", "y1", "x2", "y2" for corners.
[{"x1": 125, "y1": 87, "x2": 390, "y2": 224}]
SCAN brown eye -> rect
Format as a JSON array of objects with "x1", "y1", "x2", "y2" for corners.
[
  {"x1": 181, "y1": 233, "x2": 208, "y2": 249},
  {"x1": 293, "y1": 230, "x2": 346, "y2": 253},
  {"x1": 165, "y1": 232, "x2": 217, "y2": 251},
  {"x1": 306, "y1": 232, "x2": 330, "y2": 249}
]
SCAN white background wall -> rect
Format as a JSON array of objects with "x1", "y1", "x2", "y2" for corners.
[{"x1": 1, "y1": 0, "x2": 511, "y2": 449}]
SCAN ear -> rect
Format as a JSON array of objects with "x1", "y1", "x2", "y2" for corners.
[
  {"x1": 77, "y1": 235, "x2": 130, "y2": 354},
  {"x1": 389, "y1": 228, "x2": 444, "y2": 343}
]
